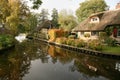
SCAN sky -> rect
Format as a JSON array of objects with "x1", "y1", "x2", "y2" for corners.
[{"x1": 31, "y1": 0, "x2": 120, "y2": 18}]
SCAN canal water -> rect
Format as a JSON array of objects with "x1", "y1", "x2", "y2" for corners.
[{"x1": 0, "y1": 40, "x2": 120, "y2": 80}]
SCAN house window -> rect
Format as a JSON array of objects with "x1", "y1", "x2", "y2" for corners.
[
  {"x1": 91, "y1": 31, "x2": 98, "y2": 36},
  {"x1": 92, "y1": 18, "x2": 98, "y2": 21},
  {"x1": 90, "y1": 17, "x2": 99, "y2": 23},
  {"x1": 117, "y1": 29, "x2": 120, "y2": 37},
  {"x1": 81, "y1": 32, "x2": 84, "y2": 36}
]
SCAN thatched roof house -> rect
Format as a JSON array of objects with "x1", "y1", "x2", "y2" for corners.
[
  {"x1": 34, "y1": 20, "x2": 53, "y2": 32},
  {"x1": 28, "y1": 20, "x2": 53, "y2": 39},
  {"x1": 73, "y1": 5, "x2": 120, "y2": 41},
  {"x1": 73, "y1": 9, "x2": 120, "y2": 32}
]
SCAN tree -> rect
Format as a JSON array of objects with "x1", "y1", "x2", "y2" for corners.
[
  {"x1": 24, "y1": 13, "x2": 38, "y2": 32},
  {"x1": 0, "y1": 0, "x2": 42, "y2": 35},
  {"x1": 6, "y1": 0, "x2": 30, "y2": 35},
  {"x1": 51, "y1": 8, "x2": 59, "y2": 28},
  {"x1": 76, "y1": 0, "x2": 107, "y2": 22},
  {"x1": 38, "y1": 9, "x2": 49, "y2": 24},
  {"x1": 0, "y1": 0, "x2": 10, "y2": 24},
  {"x1": 29, "y1": 0, "x2": 42, "y2": 9},
  {"x1": 58, "y1": 10, "x2": 77, "y2": 31}
]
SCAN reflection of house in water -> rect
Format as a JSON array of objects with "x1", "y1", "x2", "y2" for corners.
[
  {"x1": 72, "y1": 55, "x2": 120, "y2": 80},
  {"x1": 115, "y1": 62, "x2": 120, "y2": 71},
  {"x1": 87, "y1": 64, "x2": 97, "y2": 72}
]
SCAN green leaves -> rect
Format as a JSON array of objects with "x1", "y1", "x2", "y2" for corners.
[
  {"x1": 51, "y1": 8, "x2": 59, "y2": 28},
  {"x1": 76, "y1": 0, "x2": 107, "y2": 22},
  {"x1": 0, "y1": 0, "x2": 42, "y2": 35},
  {"x1": 0, "y1": 34, "x2": 14, "y2": 48},
  {"x1": 58, "y1": 10, "x2": 78, "y2": 31},
  {"x1": 30, "y1": 0, "x2": 42, "y2": 9}
]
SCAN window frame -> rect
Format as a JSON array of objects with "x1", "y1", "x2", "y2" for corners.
[
  {"x1": 117, "y1": 29, "x2": 120, "y2": 37},
  {"x1": 91, "y1": 31, "x2": 98, "y2": 36},
  {"x1": 81, "y1": 32, "x2": 84, "y2": 36}
]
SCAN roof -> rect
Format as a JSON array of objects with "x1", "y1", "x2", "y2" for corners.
[
  {"x1": 73, "y1": 9, "x2": 120, "y2": 32},
  {"x1": 34, "y1": 20, "x2": 53, "y2": 31}
]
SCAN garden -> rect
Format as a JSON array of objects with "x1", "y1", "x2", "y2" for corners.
[{"x1": 48, "y1": 29, "x2": 120, "y2": 55}]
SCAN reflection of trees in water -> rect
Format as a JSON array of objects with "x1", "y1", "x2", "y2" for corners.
[
  {"x1": 48, "y1": 45, "x2": 120, "y2": 80},
  {"x1": 0, "y1": 40, "x2": 120, "y2": 80},
  {"x1": 0, "y1": 48, "x2": 30, "y2": 80},
  {"x1": 0, "y1": 54, "x2": 11, "y2": 80},
  {"x1": 17, "y1": 40, "x2": 49, "y2": 63},
  {"x1": 48, "y1": 45, "x2": 73, "y2": 64},
  {"x1": 0, "y1": 40, "x2": 49, "y2": 80},
  {"x1": 69, "y1": 54, "x2": 120, "y2": 80}
]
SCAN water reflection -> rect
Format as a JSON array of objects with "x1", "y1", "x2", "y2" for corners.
[
  {"x1": 48, "y1": 45, "x2": 120, "y2": 80},
  {"x1": 0, "y1": 40, "x2": 120, "y2": 80},
  {"x1": 115, "y1": 62, "x2": 120, "y2": 71},
  {"x1": 0, "y1": 47, "x2": 30, "y2": 80}
]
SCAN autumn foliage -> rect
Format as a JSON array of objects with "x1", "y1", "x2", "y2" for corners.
[
  {"x1": 48, "y1": 29, "x2": 69, "y2": 42},
  {"x1": 48, "y1": 29, "x2": 103, "y2": 51}
]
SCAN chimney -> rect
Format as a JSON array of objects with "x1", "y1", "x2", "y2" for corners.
[{"x1": 116, "y1": 2, "x2": 120, "y2": 9}]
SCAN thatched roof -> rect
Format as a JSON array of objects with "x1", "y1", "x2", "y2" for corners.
[
  {"x1": 34, "y1": 20, "x2": 52, "y2": 32},
  {"x1": 73, "y1": 9, "x2": 120, "y2": 32}
]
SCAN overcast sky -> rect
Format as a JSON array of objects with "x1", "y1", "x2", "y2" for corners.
[{"x1": 31, "y1": 0, "x2": 120, "y2": 18}]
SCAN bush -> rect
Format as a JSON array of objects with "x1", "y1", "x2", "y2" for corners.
[
  {"x1": 48, "y1": 29, "x2": 69, "y2": 42},
  {"x1": 0, "y1": 34, "x2": 14, "y2": 49},
  {"x1": 99, "y1": 32, "x2": 107, "y2": 40},
  {"x1": 55, "y1": 37, "x2": 67, "y2": 44},
  {"x1": 88, "y1": 39, "x2": 103, "y2": 51},
  {"x1": 68, "y1": 35, "x2": 76, "y2": 39},
  {"x1": 105, "y1": 38, "x2": 117, "y2": 47},
  {"x1": 84, "y1": 33, "x2": 90, "y2": 37},
  {"x1": 75, "y1": 39, "x2": 86, "y2": 47},
  {"x1": 66, "y1": 39, "x2": 75, "y2": 46}
]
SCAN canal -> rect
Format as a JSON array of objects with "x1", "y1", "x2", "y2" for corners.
[{"x1": 0, "y1": 40, "x2": 120, "y2": 80}]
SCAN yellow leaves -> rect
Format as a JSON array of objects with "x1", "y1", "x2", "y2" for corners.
[{"x1": 48, "y1": 29, "x2": 67, "y2": 42}]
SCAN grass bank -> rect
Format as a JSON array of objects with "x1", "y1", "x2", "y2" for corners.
[{"x1": 102, "y1": 46, "x2": 120, "y2": 55}]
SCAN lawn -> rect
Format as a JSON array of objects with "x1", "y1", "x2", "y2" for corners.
[{"x1": 102, "y1": 46, "x2": 120, "y2": 55}]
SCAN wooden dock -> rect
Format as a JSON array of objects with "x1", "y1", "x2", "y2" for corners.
[{"x1": 33, "y1": 38, "x2": 120, "y2": 59}]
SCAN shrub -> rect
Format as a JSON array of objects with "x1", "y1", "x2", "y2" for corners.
[
  {"x1": 48, "y1": 29, "x2": 56, "y2": 42},
  {"x1": 99, "y1": 32, "x2": 107, "y2": 40},
  {"x1": 68, "y1": 35, "x2": 76, "y2": 39},
  {"x1": 55, "y1": 37, "x2": 67, "y2": 44},
  {"x1": 0, "y1": 34, "x2": 14, "y2": 49},
  {"x1": 66, "y1": 39, "x2": 75, "y2": 46},
  {"x1": 48, "y1": 29, "x2": 69, "y2": 42},
  {"x1": 75, "y1": 39, "x2": 86, "y2": 47},
  {"x1": 88, "y1": 39, "x2": 103, "y2": 51},
  {"x1": 105, "y1": 38, "x2": 117, "y2": 47},
  {"x1": 63, "y1": 31, "x2": 69, "y2": 38},
  {"x1": 84, "y1": 33, "x2": 90, "y2": 37}
]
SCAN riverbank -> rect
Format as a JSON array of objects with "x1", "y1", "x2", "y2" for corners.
[
  {"x1": 0, "y1": 44, "x2": 15, "y2": 52},
  {"x1": 32, "y1": 38, "x2": 120, "y2": 59},
  {"x1": 0, "y1": 34, "x2": 15, "y2": 52}
]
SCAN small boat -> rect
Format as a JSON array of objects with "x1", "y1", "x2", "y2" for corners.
[{"x1": 15, "y1": 33, "x2": 27, "y2": 43}]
